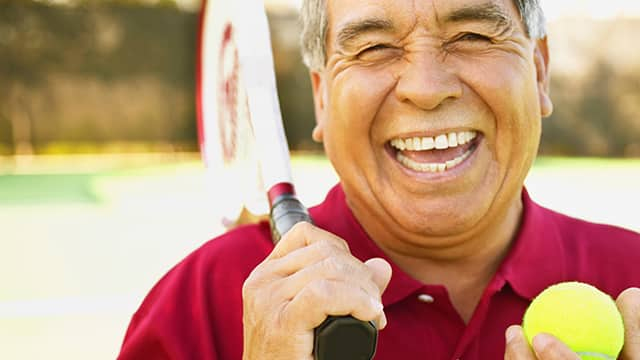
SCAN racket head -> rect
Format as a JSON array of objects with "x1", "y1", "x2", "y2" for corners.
[{"x1": 197, "y1": 0, "x2": 269, "y2": 228}]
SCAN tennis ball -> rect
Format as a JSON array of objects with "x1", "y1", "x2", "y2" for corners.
[{"x1": 522, "y1": 282, "x2": 624, "y2": 360}]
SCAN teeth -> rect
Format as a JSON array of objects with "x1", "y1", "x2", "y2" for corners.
[
  {"x1": 434, "y1": 134, "x2": 448, "y2": 149},
  {"x1": 391, "y1": 131, "x2": 477, "y2": 152},
  {"x1": 391, "y1": 130, "x2": 477, "y2": 173},
  {"x1": 397, "y1": 148, "x2": 473, "y2": 173},
  {"x1": 405, "y1": 138, "x2": 414, "y2": 150},
  {"x1": 421, "y1": 137, "x2": 435, "y2": 150},
  {"x1": 447, "y1": 133, "x2": 458, "y2": 147},
  {"x1": 413, "y1": 137, "x2": 421, "y2": 150}
]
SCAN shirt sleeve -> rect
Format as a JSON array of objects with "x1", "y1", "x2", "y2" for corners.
[
  {"x1": 117, "y1": 251, "x2": 222, "y2": 360},
  {"x1": 117, "y1": 224, "x2": 271, "y2": 360}
]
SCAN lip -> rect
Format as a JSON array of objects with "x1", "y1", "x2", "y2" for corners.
[{"x1": 384, "y1": 132, "x2": 484, "y2": 182}]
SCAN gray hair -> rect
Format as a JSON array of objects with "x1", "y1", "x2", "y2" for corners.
[{"x1": 300, "y1": 0, "x2": 546, "y2": 71}]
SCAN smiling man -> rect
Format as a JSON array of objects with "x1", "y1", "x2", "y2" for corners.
[{"x1": 119, "y1": 1, "x2": 640, "y2": 359}]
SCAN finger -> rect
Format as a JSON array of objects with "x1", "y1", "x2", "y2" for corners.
[
  {"x1": 268, "y1": 240, "x2": 348, "y2": 277},
  {"x1": 364, "y1": 258, "x2": 392, "y2": 293},
  {"x1": 268, "y1": 222, "x2": 349, "y2": 260},
  {"x1": 617, "y1": 287, "x2": 640, "y2": 360},
  {"x1": 532, "y1": 333, "x2": 580, "y2": 360},
  {"x1": 364, "y1": 258, "x2": 392, "y2": 329},
  {"x1": 504, "y1": 325, "x2": 537, "y2": 360},
  {"x1": 282, "y1": 279, "x2": 384, "y2": 330},
  {"x1": 275, "y1": 254, "x2": 381, "y2": 305}
]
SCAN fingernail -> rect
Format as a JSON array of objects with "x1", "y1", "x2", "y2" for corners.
[
  {"x1": 532, "y1": 333, "x2": 552, "y2": 350},
  {"x1": 505, "y1": 326, "x2": 520, "y2": 343}
]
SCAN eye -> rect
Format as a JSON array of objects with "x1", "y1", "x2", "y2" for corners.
[
  {"x1": 358, "y1": 44, "x2": 391, "y2": 56},
  {"x1": 457, "y1": 33, "x2": 491, "y2": 42}
]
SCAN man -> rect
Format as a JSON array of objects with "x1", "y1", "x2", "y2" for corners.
[{"x1": 119, "y1": 0, "x2": 640, "y2": 359}]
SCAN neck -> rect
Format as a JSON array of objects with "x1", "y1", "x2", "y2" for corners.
[{"x1": 352, "y1": 192, "x2": 524, "y2": 323}]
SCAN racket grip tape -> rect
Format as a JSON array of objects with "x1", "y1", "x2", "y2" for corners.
[{"x1": 269, "y1": 193, "x2": 378, "y2": 360}]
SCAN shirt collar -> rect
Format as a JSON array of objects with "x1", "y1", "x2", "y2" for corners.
[
  {"x1": 497, "y1": 189, "x2": 569, "y2": 300},
  {"x1": 311, "y1": 185, "x2": 568, "y2": 306}
]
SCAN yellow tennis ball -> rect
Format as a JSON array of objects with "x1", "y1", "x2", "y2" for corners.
[{"x1": 522, "y1": 282, "x2": 624, "y2": 360}]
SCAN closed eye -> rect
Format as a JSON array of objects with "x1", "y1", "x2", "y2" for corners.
[
  {"x1": 456, "y1": 33, "x2": 492, "y2": 42},
  {"x1": 359, "y1": 44, "x2": 392, "y2": 56}
]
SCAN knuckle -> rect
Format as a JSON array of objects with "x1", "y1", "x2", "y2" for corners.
[
  {"x1": 308, "y1": 278, "x2": 333, "y2": 298},
  {"x1": 316, "y1": 241, "x2": 342, "y2": 256},
  {"x1": 289, "y1": 221, "x2": 313, "y2": 237},
  {"x1": 242, "y1": 264, "x2": 273, "y2": 300},
  {"x1": 332, "y1": 237, "x2": 350, "y2": 251},
  {"x1": 320, "y1": 256, "x2": 347, "y2": 276},
  {"x1": 242, "y1": 276, "x2": 259, "y2": 301}
]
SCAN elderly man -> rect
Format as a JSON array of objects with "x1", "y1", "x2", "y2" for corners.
[{"x1": 119, "y1": 0, "x2": 640, "y2": 359}]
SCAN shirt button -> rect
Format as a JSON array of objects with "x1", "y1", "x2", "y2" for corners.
[{"x1": 417, "y1": 294, "x2": 434, "y2": 303}]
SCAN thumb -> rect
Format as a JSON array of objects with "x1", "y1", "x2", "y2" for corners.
[
  {"x1": 364, "y1": 258, "x2": 392, "y2": 294},
  {"x1": 504, "y1": 325, "x2": 536, "y2": 360},
  {"x1": 617, "y1": 287, "x2": 640, "y2": 360}
]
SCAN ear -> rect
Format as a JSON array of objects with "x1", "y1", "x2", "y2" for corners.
[
  {"x1": 534, "y1": 37, "x2": 553, "y2": 118},
  {"x1": 310, "y1": 71, "x2": 327, "y2": 143}
]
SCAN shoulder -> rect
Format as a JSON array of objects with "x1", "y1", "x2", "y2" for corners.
[
  {"x1": 137, "y1": 221, "x2": 274, "y2": 309},
  {"x1": 120, "y1": 223, "x2": 273, "y2": 359},
  {"x1": 541, "y1": 205, "x2": 639, "y2": 249},
  {"x1": 187, "y1": 221, "x2": 274, "y2": 279},
  {"x1": 538, "y1": 204, "x2": 640, "y2": 295}
]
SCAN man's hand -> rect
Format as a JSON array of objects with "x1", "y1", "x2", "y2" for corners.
[
  {"x1": 617, "y1": 287, "x2": 640, "y2": 359},
  {"x1": 242, "y1": 222, "x2": 392, "y2": 360},
  {"x1": 505, "y1": 287, "x2": 640, "y2": 360},
  {"x1": 504, "y1": 325, "x2": 578, "y2": 360}
]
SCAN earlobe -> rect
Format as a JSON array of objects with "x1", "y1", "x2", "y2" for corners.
[
  {"x1": 310, "y1": 71, "x2": 327, "y2": 143},
  {"x1": 538, "y1": 86, "x2": 553, "y2": 118},
  {"x1": 534, "y1": 38, "x2": 553, "y2": 118}
]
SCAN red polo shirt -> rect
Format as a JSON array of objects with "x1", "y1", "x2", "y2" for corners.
[{"x1": 119, "y1": 185, "x2": 640, "y2": 359}]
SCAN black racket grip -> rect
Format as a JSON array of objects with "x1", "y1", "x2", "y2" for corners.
[
  {"x1": 270, "y1": 193, "x2": 314, "y2": 244},
  {"x1": 269, "y1": 193, "x2": 378, "y2": 360},
  {"x1": 314, "y1": 316, "x2": 377, "y2": 360}
]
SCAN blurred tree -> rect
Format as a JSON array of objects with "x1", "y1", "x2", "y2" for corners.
[
  {"x1": 0, "y1": 0, "x2": 198, "y2": 154},
  {"x1": 0, "y1": 1, "x2": 638, "y2": 157},
  {"x1": 543, "y1": 60, "x2": 640, "y2": 157}
]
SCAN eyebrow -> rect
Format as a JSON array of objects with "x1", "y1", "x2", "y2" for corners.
[
  {"x1": 444, "y1": 3, "x2": 511, "y2": 28},
  {"x1": 334, "y1": 3, "x2": 511, "y2": 51},
  {"x1": 335, "y1": 18, "x2": 395, "y2": 50}
]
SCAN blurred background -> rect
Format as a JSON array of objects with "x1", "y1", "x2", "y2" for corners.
[{"x1": 1, "y1": 0, "x2": 639, "y2": 358}]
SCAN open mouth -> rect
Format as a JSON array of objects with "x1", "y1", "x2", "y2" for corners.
[{"x1": 388, "y1": 130, "x2": 480, "y2": 173}]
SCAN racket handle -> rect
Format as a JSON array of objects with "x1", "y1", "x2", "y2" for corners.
[
  {"x1": 270, "y1": 193, "x2": 313, "y2": 243},
  {"x1": 269, "y1": 193, "x2": 378, "y2": 360}
]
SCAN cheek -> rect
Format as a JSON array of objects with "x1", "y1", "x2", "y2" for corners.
[
  {"x1": 326, "y1": 66, "x2": 398, "y2": 145},
  {"x1": 461, "y1": 56, "x2": 541, "y2": 153}
]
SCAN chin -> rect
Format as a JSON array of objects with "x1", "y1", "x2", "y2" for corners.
[{"x1": 391, "y1": 202, "x2": 487, "y2": 238}]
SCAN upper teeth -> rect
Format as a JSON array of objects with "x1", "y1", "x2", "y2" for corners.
[{"x1": 390, "y1": 131, "x2": 477, "y2": 151}]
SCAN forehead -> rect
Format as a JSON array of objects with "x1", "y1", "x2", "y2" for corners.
[{"x1": 326, "y1": 0, "x2": 519, "y2": 31}]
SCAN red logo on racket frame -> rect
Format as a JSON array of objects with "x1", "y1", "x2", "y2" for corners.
[{"x1": 218, "y1": 23, "x2": 248, "y2": 164}]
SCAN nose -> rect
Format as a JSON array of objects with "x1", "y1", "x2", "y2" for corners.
[{"x1": 395, "y1": 52, "x2": 463, "y2": 110}]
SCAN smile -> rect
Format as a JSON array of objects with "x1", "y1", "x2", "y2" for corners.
[{"x1": 389, "y1": 131, "x2": 479, "y2": 173}]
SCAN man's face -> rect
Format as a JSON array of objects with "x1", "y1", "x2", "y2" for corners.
[{"x1": 311, "y1": 0, "x2": 552, "y2": 242}]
